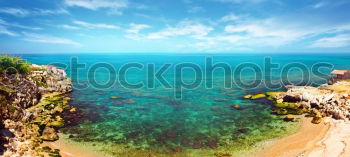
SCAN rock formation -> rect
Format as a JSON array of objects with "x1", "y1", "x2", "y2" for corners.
[
  {"x1": 0, "y1": 64, "x2": 72, "y2": 157},
  {"x1": 270, "y1": 81, "x2": 350, "y2": 122}
]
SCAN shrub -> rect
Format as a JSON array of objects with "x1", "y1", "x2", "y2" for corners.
[{"x1": 0, "y1": 56, "x2": 31, "y2": 75}]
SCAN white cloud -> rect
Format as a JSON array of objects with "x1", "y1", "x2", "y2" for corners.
[
  {"x1": 0, "y1": 26, "x2": 19, "y2": 36},
  {"x1": 223, "y1": 24, "x2": 295, "y2": 46},
  {"x1": 125, "y1": 23, "x2": 151, "y2": 40},
  {"x1": 188, "y1": 6, "x2": 205, "y2": 13},
  {"x1": 59, "y1": 25, "x2": 80, "y2": 30},
  {"x1": 33, "y1": 8, "x2": 69, "y2": 15},
  {"x1": 0, "y1": 7, "x2": 69, "y2": 17},
  {"x1": 22, "y1": 32, "x2": 81, "y2": 46},
  {"x1": 313, "y1": 2, "x2": 327, "y2": 9},
  {"x1": 126, "y1": 23, "x2": 150, "y2": 34},
  {"x1": 215, "y1": 0, "x2": 266, "y2": 3},
  {"x1": 220, "y1": 13, "x2": 240, "y2": 22},
  {"x1": 0, "y1": 18, "x2": 41, "y2": 30},
  {"x1": 310, "y1": 34, "x2": 350, "y2": 48},
  {"x1": 73, "y1": 20, "x2": 119, "y2": 29},
  {"x1": 64, "y1": 0, "x2": 128, "y2": 15},
  {"x1": 146, "y1": 21, "x2": 213, "y2": 39},
  {"x1": 0, "y1": 8, "x2": 29, "y2": 17}
]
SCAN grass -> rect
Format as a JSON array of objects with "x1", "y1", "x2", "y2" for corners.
[{"x1": 0, "y1": 55, "x2": 31, "y2": 75}]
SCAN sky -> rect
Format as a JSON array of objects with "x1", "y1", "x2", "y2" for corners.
[{"x1": 0, "y1": 0, "x2": 350, "y2": 53}]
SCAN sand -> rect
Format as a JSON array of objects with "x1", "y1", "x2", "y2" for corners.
[
  {"x1": 43, "y1": 117, "x2": 350, "y2": 157},
  {"x1": 253, "y1": 117, "x2": 350, "y2": 157},
  {"x1": 252, "y1": 116, "x2": 330, "y2": 157},
  {"x1": 304, "y1": 119, "x2": 350, "y2": 157},
  {"x1": 43, "y1": 136, "x2": 106, "y2": 157}
]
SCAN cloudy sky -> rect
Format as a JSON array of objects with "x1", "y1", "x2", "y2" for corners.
[{"x1": 0, "y1": 0, "x2": 350, "y2": 53}]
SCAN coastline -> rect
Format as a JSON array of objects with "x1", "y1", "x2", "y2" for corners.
[
  {"x1": 252, "y1": 116, "x2": 330, "y2": 157},
  {"x1": 43, "y1": 134, "x2": 104, "y2": 157},
  {"x1": 253, "y1": 116, "x2": 350, "y2": 157},
  {"x1": 44, "y1": 116, "x2": 341, "y2": 157},
  {"x1": 0, "y1": 63, "x2": 73, "y2": 156}
]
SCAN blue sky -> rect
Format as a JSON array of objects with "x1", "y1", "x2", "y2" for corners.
[{"x1": 0, "y1": 0, "x2": 350, "y2": 53}]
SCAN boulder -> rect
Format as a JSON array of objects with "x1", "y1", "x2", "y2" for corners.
[
  {"x1": 41, "y1": 127, "x2": 58, "y2": 141},
  {"x1": 283, "y1": 115, "x2": 294, "y2": 122}
]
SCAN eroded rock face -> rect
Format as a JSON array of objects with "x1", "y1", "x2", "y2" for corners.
[
  {"x1": 31, "y1": 65, "x2": 72, "y2": 93},
  {"x1": 0, "y1": 64, "x2": 72, "y2": 157},
  {"x1": 0, "y1": 74, "x2": 41, "y2": 122},
  {"x1": 273, "y1": 82, "x2": 350, "y2": 120}
]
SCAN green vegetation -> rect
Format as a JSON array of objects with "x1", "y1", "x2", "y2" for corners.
[
  {"x1": 0, "y1": 55, "x2": 31, "y2": 75},
  {"x1": 250, "y1": 94, "x2": 266, "y2": 99},
  {"x1": 0, "y1": 85, "x2": 14, "y2": 96},
  {"x1": 242, "y1": 94, "x2": 266, "y2": 99},
  {"x1": 8, "y1": 104, "x2": 16, "y2": 113}
]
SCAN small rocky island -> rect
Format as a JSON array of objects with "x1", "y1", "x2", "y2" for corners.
[{"x1": 0, "y1": 56, "x2": 72, "y2": 157}]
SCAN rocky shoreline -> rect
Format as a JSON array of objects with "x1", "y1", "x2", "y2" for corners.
[
  {"x1": 0, "y1": 64, "x2": 73, "y2": 157},
  {"x1": 245, "y1": 81, "x2": 350, "y2": 124}
]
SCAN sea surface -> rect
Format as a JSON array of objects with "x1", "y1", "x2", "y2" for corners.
[{"x1": 21, "y1": 53, "x2": 350, "y2": 156}]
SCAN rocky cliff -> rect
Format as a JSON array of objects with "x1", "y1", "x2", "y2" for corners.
[{"x1": 0, "y1": 65, "x2": 72, "y2": 157}]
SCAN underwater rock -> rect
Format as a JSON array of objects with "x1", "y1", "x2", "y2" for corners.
[
  {"x1": 232, "y1": 104, "x2": 241, "y2": 110},
  {"x1": 265, "y1": 92, "x2": 284, "y2": 97},
  {"x1": 206, "y1": 139, "x2": 218, "y2": 149},
  {"x1": 215, "y1": 98, "x2": 228, "y2": 102},
  {"x1": 211, "y1": 106, "x2": 220, "y2": 111},
  {"x1": 236, "y1": 128, "x2": 250, "y2": 134},
  {"x1": 283, "y1": 115, "x2": 295, "y2": 122},
  {"x1": 122, "y1": 99, "x2": 135, "y2": 104},
  {"x1": 171, "y1": 146, "x2": 182, "y2": 152},
  {"x1": 166, "y1": 130, "x2": 177, "y2": 138},
  {"x1": 127, "y1": 132, "x2": 139, "y2": 138},
  {"x1": 167, "y1": 100, "x2": 182, "y2": 106},
  {"x1": 110, "y1": 96, "x2": 120, "y2": 99},
  {"x1": 181, "y1": 138, "x2": 191, "y2": 146},
  {"x1": 192, "y1": 142, "x2": 203, "y2": 149},
  {"x1": 112, "y1": 102, "x2": 124, "y2": 107},
  {"x1": 250, "y1": 94, "x2": 266, "y2": 99},
  {"x1": 274, "y1": 102, "x2": 298, "y2": 109},
  {"x1": 273, "y1": 108, "x2": 288, "y2": 115},
  {"x1": 69, "y1": 107, "x2": 76, "y2": 113},
  {"x1": 242, "y1": 94, "x2": 252, "y2": 99}
]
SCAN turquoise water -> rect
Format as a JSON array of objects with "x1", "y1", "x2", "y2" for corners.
[{"x1": 22, "y1": 53, "x2": 350, "y2": 156}]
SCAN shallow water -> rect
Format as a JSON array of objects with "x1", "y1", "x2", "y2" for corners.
[{"x1": 22, "y1": 53, "x2": 350, "y2": 156}]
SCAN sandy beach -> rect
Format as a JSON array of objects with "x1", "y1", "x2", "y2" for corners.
[
  {"x1": 254, "y1": 117, "x2": 350, "y2": 157},
  {"x1": 42, "y1": 116, "x2": 350, "y2": 157},
  {"x1": 43, "y1": 136, "x2": 105, "y2": 157}
]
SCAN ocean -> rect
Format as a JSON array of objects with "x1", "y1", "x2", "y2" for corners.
[{"x1": 21, "y1": 53, "x2": 350, "y2": 156}]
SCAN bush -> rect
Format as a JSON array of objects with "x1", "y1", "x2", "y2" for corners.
[{"x1": 0, "y1": 56, "x2": 31, "y2": 75}]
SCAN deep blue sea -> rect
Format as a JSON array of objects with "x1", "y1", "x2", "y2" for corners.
[{"x1": 21, "y1": 53, "x2": 350, "y2": 156}]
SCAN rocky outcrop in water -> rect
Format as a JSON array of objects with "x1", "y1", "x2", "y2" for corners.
[
  {"x1": 0, "y1": 65, "x2": 72, "y2": 157},
  {"x1": 270, "y1": 81, "x2": 350, "y2": 121}
]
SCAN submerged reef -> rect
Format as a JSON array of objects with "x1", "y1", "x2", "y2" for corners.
[
  {"x1": 59, "y1": 87, "x2": 297, "y2": 156},
  {"x1": 0, "y1": 59, "x2": 72, "y2": 157}
]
